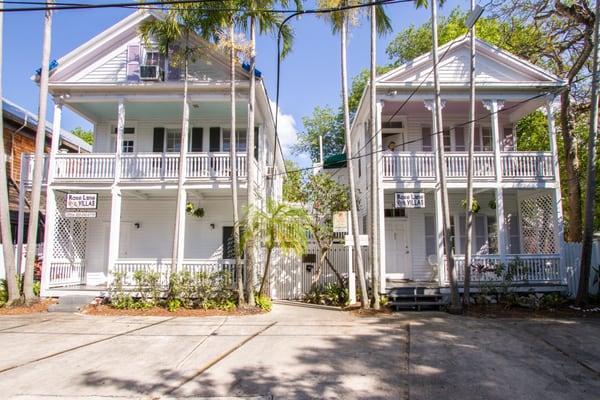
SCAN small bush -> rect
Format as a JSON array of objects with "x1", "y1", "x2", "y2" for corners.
[
  {"x1": 0, "y1": 279, "x2": 7, "y2": 307},
  {"x1": 255, "y1": 294, "x2": 272, "y2": 312},
  {"x1": 167, "y1": 298, "x2": 181, "y2": 312},
  {"x1": 304, "y1": 283, "x2": 349, "y2": 306},
  {"x1": 539, "y1": 293, "x2": 568, "y2": 309}
]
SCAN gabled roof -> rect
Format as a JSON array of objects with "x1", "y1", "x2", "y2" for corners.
[
  {"x1": 377, "y1": 37, "x2": 565, "y2": 88},
  {"x1": 3, "y1": 98, "x2": 92, "y2": 152},
  {"x1": 49, "y1": 10, "x2": 250, "y2": 85}
]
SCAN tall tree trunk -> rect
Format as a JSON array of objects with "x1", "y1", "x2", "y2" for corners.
[
  {"x1": 341, "y1": 20, "x2": 369, "y2": 309},
  {"x1": 259, "y1": 246, "x2": 272, "y2": 296},
  {"x1": 245, "y1": 16, "x2": 256, "y2": 307},
  {"x1": 369, "y1": 2, "x2": 380, "y2": 310},
  {"x1": 576, "y1": 0, "x2": 600, "y2": 305},
  {"x1": 24, "y1": 3, "x2": 53, "y2": 301},
  {"x1": 172, "y1": 33, "x2": 190, "y2": 274},
  {"x1": 560, "y1": 90, "x2": 583, "y2": 242},
  {"x1": 230, "y1": 23, "x2": 245, "y2": 304},
  {"x1": 0, "y1": 3, "x2": 19, "y2": 304},
  {"x1": 463, "y1": 0, "x2": 476, "y2": 308},
  {"x1": 431, "y1": 0, "x2": 460, "y2": 312}
]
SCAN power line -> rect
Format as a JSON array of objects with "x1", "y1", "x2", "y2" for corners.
[
  {"x1": 271, "y1": 0, "x2": 416, "y2": 176},
  {"x1": 276, "y1": 86, "x2": 569, "y2": 178}
]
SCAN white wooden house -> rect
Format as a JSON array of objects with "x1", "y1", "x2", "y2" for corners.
[
  {"x1": 350, "y1": 37, "x2": 567, "y2": 294},
  {"x1": 24, "y1": 11, "x2": 284, "y2": 297}
]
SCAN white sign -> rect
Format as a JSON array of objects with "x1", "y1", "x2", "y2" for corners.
[
  {"x1": 66, "y1": 193, "x2": 97, "y2": 209},
  {"x1": 344, "y1": 234, "x2": 369, "y2": 247},
  {"x1": 333, "y1": 211, "x2": 349, "y2": 233},
  {"x1": 65, "y1": 211, "x2": 97, "y2": 218},
  {"x1": 395, "y1": 192, "x2": 425, "y2": 208}
]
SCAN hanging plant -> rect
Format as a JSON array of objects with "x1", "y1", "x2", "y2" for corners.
[
  {"x1": 461, "y1": 198, "x2": 480, "y2": 213},
  {"x1": 186, "y1": 202, "x2": 205, "y2": 218},
  {"x1": 489, "y1": 199, "x2": 497, "y2": 210}
]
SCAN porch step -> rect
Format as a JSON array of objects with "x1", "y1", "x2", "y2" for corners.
[
  {"x1": 386, "y1": 286, "x2": 447, "y2": 311},
  {"x1": 48, "y1": 295, "x2": 96, "y2": 313}
]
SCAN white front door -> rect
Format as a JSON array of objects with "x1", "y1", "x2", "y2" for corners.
[{"x1": 385, "y1": 219, "x2": 412, "y2": 280}]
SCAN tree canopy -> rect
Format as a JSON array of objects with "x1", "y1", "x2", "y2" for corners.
[{"x1": 71, "y1": 127, "x2": 93, "y2": 145}]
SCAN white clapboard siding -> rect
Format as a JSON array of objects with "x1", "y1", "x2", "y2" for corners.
[{"x1": 76, "y1": 49, "x2": 127, "y2": 83}]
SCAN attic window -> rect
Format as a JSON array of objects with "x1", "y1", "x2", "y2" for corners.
[{"x1": 382, "y1": 121, "x2": 404, "y2": 129}]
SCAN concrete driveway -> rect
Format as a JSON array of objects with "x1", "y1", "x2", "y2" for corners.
[{"x1": 0, "y1": 304, "x2": 598, "y2": 399}]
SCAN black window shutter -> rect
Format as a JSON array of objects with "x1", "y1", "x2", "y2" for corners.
[
  {"x1": 209, "y1": 127, "x2": 221, "y2": 152},
  {"x1": 153, "y1": 127, "x2": 165, "y2": 152},
  {"x1": 422, "y1": 126, "x2": 432, "y2": 151},
  {"x1": 222, "y1": 226, "x2": 234, "y2": 259},
  {"x1": 254, "y1": 127, "x2": 259, "y2": 160},
  {"x1": 190, "y1": 127, "x2": 203, "y2": 152}
]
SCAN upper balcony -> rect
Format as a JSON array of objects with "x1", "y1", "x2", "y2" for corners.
[
  {"x1": 21, "y1": 152, "x2": 250, "y2": 185},
  {"x1": 382, "y1": 151, "x2": 555, "y2": 184}
]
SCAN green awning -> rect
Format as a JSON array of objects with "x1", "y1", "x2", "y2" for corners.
[{"x1": 323, "y1": 153, "x2": 347, "y2": 169}]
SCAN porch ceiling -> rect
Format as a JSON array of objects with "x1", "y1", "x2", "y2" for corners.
[{"x1": 67, "y1": 100, "x2": 249, "y2": 122}]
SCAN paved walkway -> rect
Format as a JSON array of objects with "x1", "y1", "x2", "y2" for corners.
[{"x1": 0, "y1": 304, "x2": 598, "y2": 399}]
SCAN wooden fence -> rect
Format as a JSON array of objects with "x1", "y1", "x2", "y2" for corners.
[
  {"x1": 564, "y1": 241, "x2": 600, "y2": 298},
  {"x1": 270, "y1": 242, "x2": 367, "y2": 300}
]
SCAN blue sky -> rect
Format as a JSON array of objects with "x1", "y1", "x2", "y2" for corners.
[{"x1": 3, "y1": 0, "x2": 465, "y2": 165}]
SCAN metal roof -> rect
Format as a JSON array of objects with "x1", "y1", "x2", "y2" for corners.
[{"x1": 3, "y1": 98, "x2": 92, "y2": 152}]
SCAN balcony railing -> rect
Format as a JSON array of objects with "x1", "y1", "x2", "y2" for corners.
[
  {"x1": 23, "y1": 152, "x2": 248, "y2": 183},
  {"x1": 382, "y1": 151, "x2": 554, "y2": 182}
]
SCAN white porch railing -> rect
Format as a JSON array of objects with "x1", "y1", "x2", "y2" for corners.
[
  {"x1": 382, "y1": 151, "x2": 554, "y2": 181},
  {"x1": 48, "y1": 260, "x2": 86, "y2": 288},
  {"x1": 111, "y1": 259, "x2": 241, "y2": 287},
  {"x1": 23, "y1": 153, "x2": 248, "y2": 183},
  {"x1": 500, "y1": 152, "x2": 554, "y2": 179},
  {"x1": 451, "y1": 254, "x2": 562, "y2": 284}
]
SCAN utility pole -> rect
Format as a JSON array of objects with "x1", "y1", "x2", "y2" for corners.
[
  {"x1": 430, "y1": 0, "x2": 460, "y2": 312},
  {"x1": 463, "y1": 2, "x2": 483, "y2": 308},
  {"x1": 576, "y1": 0, "x2": 600, "y2": 305}
]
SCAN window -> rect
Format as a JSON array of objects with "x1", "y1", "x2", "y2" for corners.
[
  {"x1": 424, "y1": 215, "x2": 436, "y2": 257},
  {"x1": 222, "y1": 226, "x2": 244, "y2": 259},
  {"x1": 457, "y1": 214, "x2": 497, "y2": 255},
  {"x1": 222, "y1": 128, "x2": 247, "y2": 151},
  {"x1": 122, "y1": 140, "x2": 134, "y2": 153},
  {"x1": 475, "y1": 126, "x2": 493, "y2": 152},
  {"x1": 507, "y1": 213, "x2": 521, "y2": 253},
  {"x1": 422, "y1": 126, "x2": 432, "y2": 151},
  {"x1": 166, "y1": 128, "x2": 181, "y2": 152},
  {"x1": 112, "y1": 127, "x2": 135, "y2": 135},
  {"x1": 143, "y1": 47, "x2": 160, "y2": 66},
  {"x1": 385, "y1": 209, "x2": 406, "y2": 218}
]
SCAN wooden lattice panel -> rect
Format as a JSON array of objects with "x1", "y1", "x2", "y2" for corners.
[
  {"x1": 519, "y1": 193, "x2": 557, "y2": 254},
  {"x1": 52, "y1": 192, "x2": 87, "y2": 261}
]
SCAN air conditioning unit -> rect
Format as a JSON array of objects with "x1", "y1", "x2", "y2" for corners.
[{"x1": 140, "y1": 65, "x2": 160, "y2": 80}]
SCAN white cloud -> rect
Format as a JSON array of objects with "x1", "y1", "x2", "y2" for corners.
[{"x1": 269, "y1": 100, "x2": 298, "y2": 159}]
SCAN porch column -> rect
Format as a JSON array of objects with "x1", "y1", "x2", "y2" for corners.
[
  {"x1": 424, "y1": 99, "x2": 446, "y2": 281},
  {"x1": 483, "y1": 99, "x2": 507, "y2": 263},
  {"x1": 107, "y1": 188, "x2": 122, "y2": 278},
  {"x1": 114, "y1": 98, "x2": 125, "y2": 184},
  {"x1": 40, "y1": 99, "x2": 63, "y2": 295},
  {"x1": 16, "y1": 164, "x2": 26, "y2": 275},
  {"x1": 377, "y1": 100, "x2": 386, "y2": 293},
  {"x1": 174, "y1": 188, "x2": 187, "y2": 272},
  {"x1": 546, "y1": 95, "x2": 565, "y2": 280}
]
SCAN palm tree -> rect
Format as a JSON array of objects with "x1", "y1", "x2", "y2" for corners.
[
  {"x1": 23, "y1": 1, "x2": 54, "y2": 301},
  {"x1": 0, "y1": 2, "x2": 19, "y2": 304},
  {"x1": 368, "y1": 0, "x2": 391, "y2": 310},
  {"x1": 242, "y1": 0, "x2": 298, "y2": 306},
  {"x1": 241, "y1": 199, "x2": 309, "y2": 296},
  {"x1": 317, "y1": 0, "x2": 373, "y2": 308},
  {"x1": 140, "y1": 6, "x2": 202, "y2": 276}
]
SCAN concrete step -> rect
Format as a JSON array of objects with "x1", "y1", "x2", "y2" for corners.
[
  {"x1": 48, "y1": 295, "x2": 96, "y2": 313},
  {"x1": 387, "y1": 287, "x2": 441, "y2": 296}
]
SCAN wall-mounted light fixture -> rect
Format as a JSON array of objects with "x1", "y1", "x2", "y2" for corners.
[
  {"x1": 134, "y1": 222, "x2": 141, "y2": 229},
  {"x1": 210, "y1": 223, "x2": 215, "y2": 230}
]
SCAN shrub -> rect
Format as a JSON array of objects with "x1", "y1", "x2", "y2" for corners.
[
  {"x1": 0, "y1": 279, "x2": 7, "y2": 307},
  {"x1": 304, "y1": 283, "x2": 349, "y2": 307},
  {"x1": 539, "y1": 293, "x2": 568, "y2": 309},
  {"x1": 109, "y1": 271, "x2": 133, "y2": 309},
  {"x1": 167, "y1": 298, "x2": 181, "y2": 312},
  {"x1": 255, "y1": 293, "x2": 272, "y2": 312}
]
